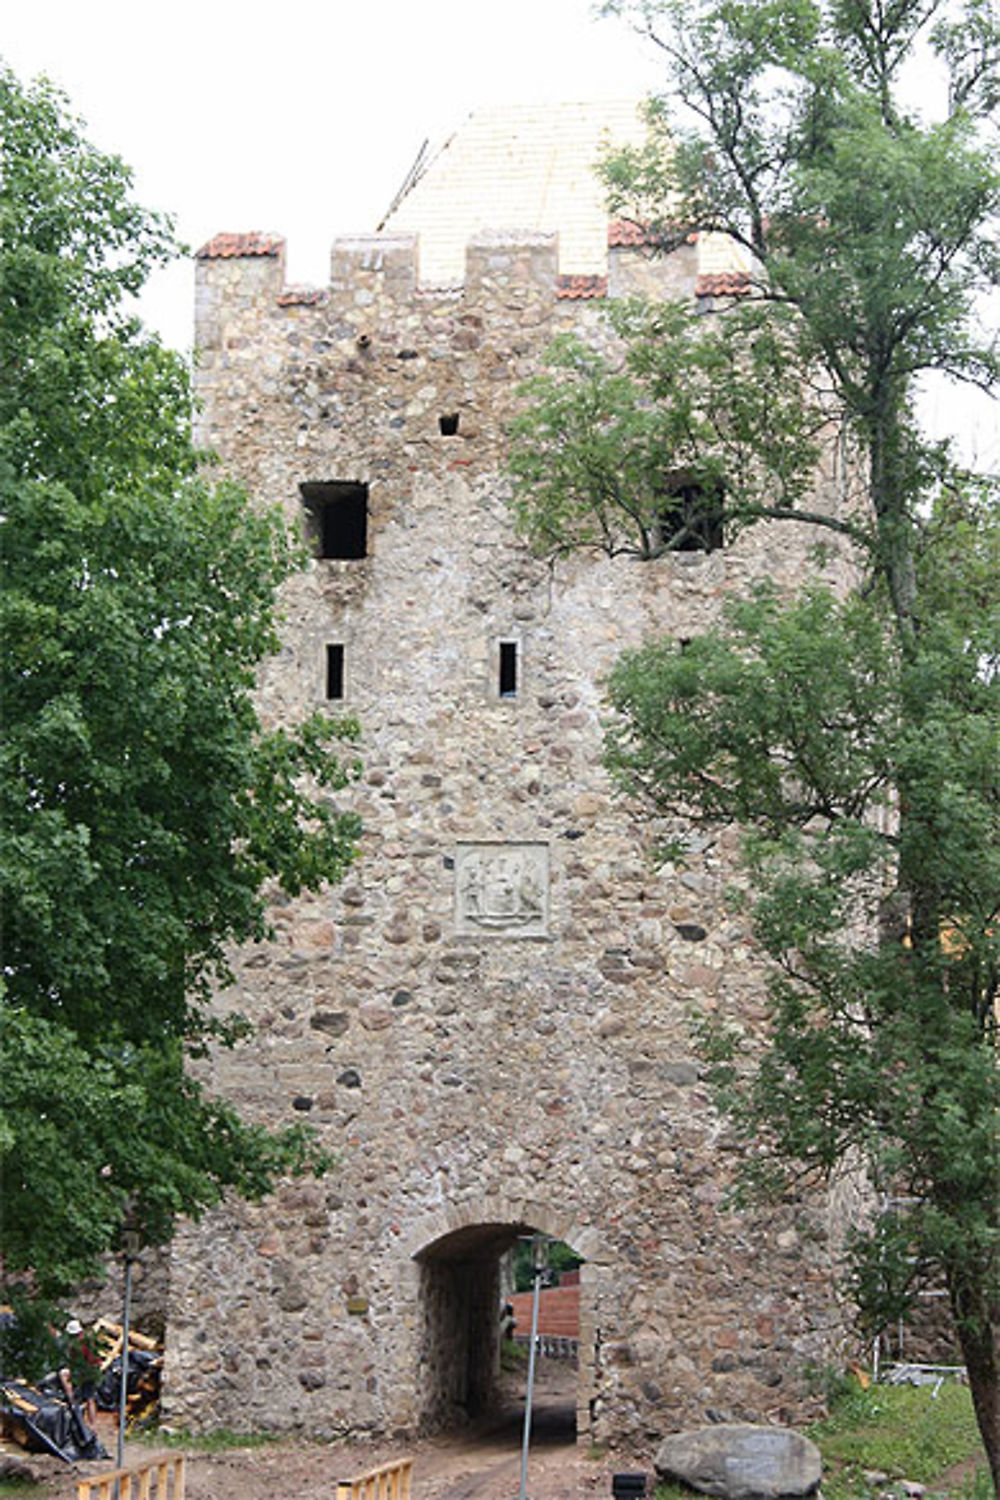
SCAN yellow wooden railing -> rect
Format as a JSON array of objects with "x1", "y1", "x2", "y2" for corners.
[
  {"x1": 76, "y1": 1453, "x2": 185, "y2": 1500},
  {"x1": 335, "y1": 1456, "x2": 413, "y2": 1500}
]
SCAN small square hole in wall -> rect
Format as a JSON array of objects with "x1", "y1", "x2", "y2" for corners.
[
  {"x1": 438, "y1": 413, "x2": 460, "y2": 436},
  {"x1": 326, "y1": 643, "x2": 345, "y2": 700},
  {"x1": 301, "y1": 481, "x2": 368, "y2": 559},
  {"x1": 499, "y1": 640, "x2": 518, "y2": 698}
]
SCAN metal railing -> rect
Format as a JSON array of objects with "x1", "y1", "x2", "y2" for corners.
[
  {"x1": 512, "y1": 1333, "x2": 579, "y2": 1360},
  {"x1": 76, "y1": 1454, "x2": 185, "y2": 1500},
  {"x1": 335, "y1": 1456, "x2": 414, "y2": 1500}
]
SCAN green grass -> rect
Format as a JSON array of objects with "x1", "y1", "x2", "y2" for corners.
[
  {"x1": 809, "y1": 1381, "x2": 984, "y2": 1498},
  {"x1": 655, "y1": 1379, "x2": 989, "y2": 1500},
  {"x1": 500, "y1": 1337, "x2": 528, "y2": 1372}
]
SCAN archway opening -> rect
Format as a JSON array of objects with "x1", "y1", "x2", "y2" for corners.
[{"x1": 414, "y1": 1220, "x2": 587, "y2": 1441}]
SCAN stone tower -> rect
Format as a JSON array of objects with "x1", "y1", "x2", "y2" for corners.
[{"x1": 163, "y1": 104, "x2": 852, "y2": 1444}]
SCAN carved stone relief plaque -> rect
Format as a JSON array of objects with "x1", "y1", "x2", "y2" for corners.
[{"x1": 454, "y1": 843, "x2": 549, "y2": 938}]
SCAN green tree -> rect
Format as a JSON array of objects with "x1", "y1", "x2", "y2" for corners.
[
  {"x1": 508, "y1": 0, "x2": 999, "y2": 1481},
  {"x1": 0, "y1": 67, "x2": 361, "y2": 1337},
  {"x1": 605, "y1": 574, "x2": 998, "y2": 1475}
]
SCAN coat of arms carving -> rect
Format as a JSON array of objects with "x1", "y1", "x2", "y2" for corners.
[{"x1": 455, "y1": 843, "x2": 549, "y2": 937}]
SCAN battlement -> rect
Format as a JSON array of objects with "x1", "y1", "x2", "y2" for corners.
[
  {"x1": 197, "y1": 227, "x2": 569, "y2": 305},
  {"x1": 193, "y1": 224, "x2": 707, "y2": 352}
]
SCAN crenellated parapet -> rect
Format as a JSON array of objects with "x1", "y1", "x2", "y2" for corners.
[{"x1": 194, "y1": 223, "x2": 706, "y2": 356}]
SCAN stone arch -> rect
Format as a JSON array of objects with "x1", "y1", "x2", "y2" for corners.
[{"x1": 403, "y1": 1192, "x2": 604, "y2": 1439}]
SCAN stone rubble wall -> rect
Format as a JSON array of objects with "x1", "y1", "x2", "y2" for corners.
[{"x1": 164, "y1": 229, "x2": 857, "y2": 1444}]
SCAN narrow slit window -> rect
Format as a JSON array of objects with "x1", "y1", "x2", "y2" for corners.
[
  {"x1": 326, "y1": 644, "x2": 345, "y2": 701},
  {"x1": 499, "y1": 641, "x2": 518, "y2": 698},
  {"x1": 301, "y1": 481, "x2": 368, "y2": 559},
  {"x1": 439, "y1": 412, "x2": 460, "y2": 436}
]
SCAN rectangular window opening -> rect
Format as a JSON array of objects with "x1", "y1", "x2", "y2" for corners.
[
  {"x1": 499, "y1": 640, "x2": 518, "y2": 698},
  {"x1": 301, "y1": 481, "x2": 369, "y2": 559},
  {"x1": 657, "y1": 477, "x2": 725, "y2": 554},
  {"x1": 326, "y1": 643, "x2": 345, "y2": 700}
]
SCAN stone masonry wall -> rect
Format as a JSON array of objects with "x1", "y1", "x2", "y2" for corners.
[{"x1": 163, "y1": 228, "x2": 856, "y2": 1445}]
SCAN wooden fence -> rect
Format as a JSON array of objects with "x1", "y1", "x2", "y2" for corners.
[
  {"x1": 335, "y1": 1456, "x2": 413, "y2": 1500},
  {"x1": 76, "y1": 1454, "x2": 185, "y2": 1500}
]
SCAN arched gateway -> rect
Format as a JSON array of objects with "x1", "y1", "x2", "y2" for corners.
[
  {"x1": 162, "y1": 103, "x2": 855, "y2": 1446},
  {"x1": 406, "y1": 1198, "x2": 600, "y2": 1435}
]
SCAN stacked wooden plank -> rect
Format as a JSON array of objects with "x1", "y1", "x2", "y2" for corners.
[{"x1": 91, "y1": 1321, "x2": 163, "y2": 1429}]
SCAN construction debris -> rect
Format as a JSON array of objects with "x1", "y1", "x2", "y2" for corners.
[
  {"x1": 0, "y1": 1315, "x2": 163, "y2": 1463},
  {"x1": 88, "y1": 1318, "x2": 163, "y2": 1427},
  {"x1": 0, "y1": 1378, "x2": 105, "y2": 1463}
]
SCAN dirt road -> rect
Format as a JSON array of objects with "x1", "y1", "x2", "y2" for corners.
[{"x1": 14, "y1": 1360, "x2": 654, "y2": 1500}]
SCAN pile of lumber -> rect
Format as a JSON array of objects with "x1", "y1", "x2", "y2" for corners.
[{"x1": 90, "y1": 1320, "x2": 163, "y2": 1428}]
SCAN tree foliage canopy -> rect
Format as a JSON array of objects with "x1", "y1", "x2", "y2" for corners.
[
  {"x1": 508, "y1": 0, "x2": 999, "y2": 1479},
  {"x1": 605, "y1": 557, "x2": 999, "y2": 1475},
  {"x1": 512, "y1": 0, "x2": 1000, "y2": 630},
  {"x1": 0, "y1": 67, "x2": 360, "y2": 1313}
]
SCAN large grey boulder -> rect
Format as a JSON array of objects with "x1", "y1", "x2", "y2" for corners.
[{"x1": 655, "y1": 1424, "x2": 822, "y2": 1500}]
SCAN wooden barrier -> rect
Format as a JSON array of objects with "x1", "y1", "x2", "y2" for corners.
[
  {"x1": 335, "y1": 1456, "x2": 413, "y2": 1500},
  {"x1": 76, "y1": 1453, "x2": 185, "y2": 1500}
]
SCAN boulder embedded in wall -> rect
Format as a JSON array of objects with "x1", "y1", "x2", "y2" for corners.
[{"x1": 654, "y1": 1425, "x2": 822, "y2": 1500}]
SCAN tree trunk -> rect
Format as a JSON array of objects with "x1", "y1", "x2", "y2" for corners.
[
  {"x1": 867, "y1": 396, "x2": 919, "y2": 654},
  {"x1": 949, "y1": 1260, "x2": 1000, "y2": 1496}
]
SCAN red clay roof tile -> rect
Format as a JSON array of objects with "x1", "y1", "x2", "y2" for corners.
[
  {"x1": 608, "y1": 218, "x2": 649, "y2": 247},
  {"x1": 609, "y1": 219, "x2": 700, "y2": 248},
  {"x1": 196, "y1": 232, "x2": 285, "y2": 260},
  {"x1": 555, "y1": 273, "x2": 608, "y2": 300},
  {"x1": 276, "y1": 287, "x2": 328, "y2": 307},
  {"x1": 696, "y1": 271, "x2": 752, "y2": 297}
]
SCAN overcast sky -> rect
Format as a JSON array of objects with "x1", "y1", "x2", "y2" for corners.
[
  {"x1": 4, "y1": 0, "x2": 996, "y2": 466},
  {"x1": 4, "y1": 0, "x2": 661, "y2": 350}
]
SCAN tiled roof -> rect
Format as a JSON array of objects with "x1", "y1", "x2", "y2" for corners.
[
  {"x1": 384, "y1": 101, "x2": 648, "y2": 284},
  {"x1": 196, "y1": 232, "x2": 285, "y2": 260},
  {"x1": 696, "y1": 271, "x2": 752, "y2": 297},
  {"x1": 276, "y1": 287, "x2": 328, "y2": 306},
  {"x1": 556, "y1": 273, "x2": 608, "y2": 300}
]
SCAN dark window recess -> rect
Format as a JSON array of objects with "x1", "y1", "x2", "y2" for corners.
[
  {"x1": 326, "y1": 643, "x2": 345, "y2": 700},
  {"x1": 301, "y1": 481, "x2": 368, "y2": 559},
  {"x1": 657, "y1": 479, "x2": 724, "y2": 553},
  {"x1": 499, "y1": 641, "x2": 518, "y2": 698},
  {"x1": 439, "y1": 412, "x2": 460, "y2": 436}
]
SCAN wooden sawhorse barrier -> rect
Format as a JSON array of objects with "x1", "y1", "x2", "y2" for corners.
[
  {"x1": 335, "y1": 1456, "x2": 413, "y2": 1500},
  {"x1": 76, "y1": 1454, "x2": 185, "y2": 1500}
]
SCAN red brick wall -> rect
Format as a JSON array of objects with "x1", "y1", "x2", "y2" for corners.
[{"x1": 509, "y1": 1284, "x2": 580, "y2": 1338}]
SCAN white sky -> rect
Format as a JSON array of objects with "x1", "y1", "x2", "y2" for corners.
[
  {"x1": 3, "y1": 0, "x2": 661, "y2": 351},
  {"x1": 4, "y1": 0, "x2": 995, "y2": 467}
]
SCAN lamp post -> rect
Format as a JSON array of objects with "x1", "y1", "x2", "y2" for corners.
[{"x1": 517, "y1": 1234, "x2": 548, "y2": 1500}]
